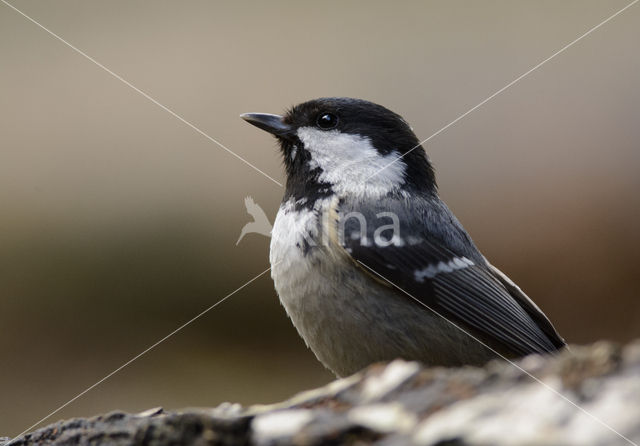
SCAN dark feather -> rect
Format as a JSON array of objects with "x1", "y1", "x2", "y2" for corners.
[{"x1": 337, "y1": 196, "x2": 566, "y2": 357}]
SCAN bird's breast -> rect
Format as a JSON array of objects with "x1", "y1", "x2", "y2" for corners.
[
  {"x1": 269, "y1": 197, "x2": 344, "y2": 303},
  {"x1": 268, "y1": 197, "x2": 496, "y2": 376}
]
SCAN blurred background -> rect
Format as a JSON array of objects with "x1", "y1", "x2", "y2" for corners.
[{"x1": 1, "y1": 0, "x2": 639, "y2": 436}]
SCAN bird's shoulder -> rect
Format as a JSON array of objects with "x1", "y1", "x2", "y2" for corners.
[
  {"x1": 331, "y1": 193, "x2": 566, "y2": 356},
  {"x1": 334, "y1": 194, "x2": 483, "y2": 263}
]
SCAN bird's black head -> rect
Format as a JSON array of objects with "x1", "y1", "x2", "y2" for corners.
[{"x1": 242, "y1": 97, "x2": 436, "y2": 204}]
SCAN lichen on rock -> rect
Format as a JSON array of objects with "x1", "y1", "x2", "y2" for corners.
[{"x1": 3, "y1": 340, "x2": 639, "y2": 446}]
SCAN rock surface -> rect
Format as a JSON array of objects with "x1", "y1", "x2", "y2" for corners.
[{"x1": 2, "y1": 340, "x2": 639, "y2": 446}]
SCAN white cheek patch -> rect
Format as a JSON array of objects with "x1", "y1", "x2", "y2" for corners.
[{"x1": 297, "y1": 127, "x2": 406, "y2": 198}]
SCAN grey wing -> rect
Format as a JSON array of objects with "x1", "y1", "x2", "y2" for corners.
[
  {"x1": 485, "y1": 261, "x2": 565, "y2": 349},
  {"x1": 337, "y1": 199, "x2": 565, "y2": 357}
]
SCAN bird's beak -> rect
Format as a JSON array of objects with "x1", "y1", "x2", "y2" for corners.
[{"x1": 240, "y1": 113, "x2": 294, "y2": 139}]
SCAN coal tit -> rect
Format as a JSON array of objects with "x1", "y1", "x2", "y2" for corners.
[{"x1": 241, "y1": 97, "x2": 565, "y2": 377}]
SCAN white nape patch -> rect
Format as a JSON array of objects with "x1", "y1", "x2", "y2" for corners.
[
  {"x1": 297, "y1": 127, "x2": 406, "y2": 198},
  {"x1": 362, "y1": 360, "x2": 420, "y2": 402},
  {"x1": 252, "y1": 409, "x2": 313, "y2": 440},
  {"x1": 413, "y1": 257, "x2": 474, "y2": 282}
]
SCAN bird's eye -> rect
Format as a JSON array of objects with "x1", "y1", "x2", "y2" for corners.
[{"x1": 316, "y1": 113, "x2": 338, "y2": 130}]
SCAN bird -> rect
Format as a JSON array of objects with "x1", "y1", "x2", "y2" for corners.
[
  {"x1": 236, "y1": 196, "x2": 273, "y2": 245},
  {"x1": 241, "y1": 97, "x2": 565, "y2": 377}
]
